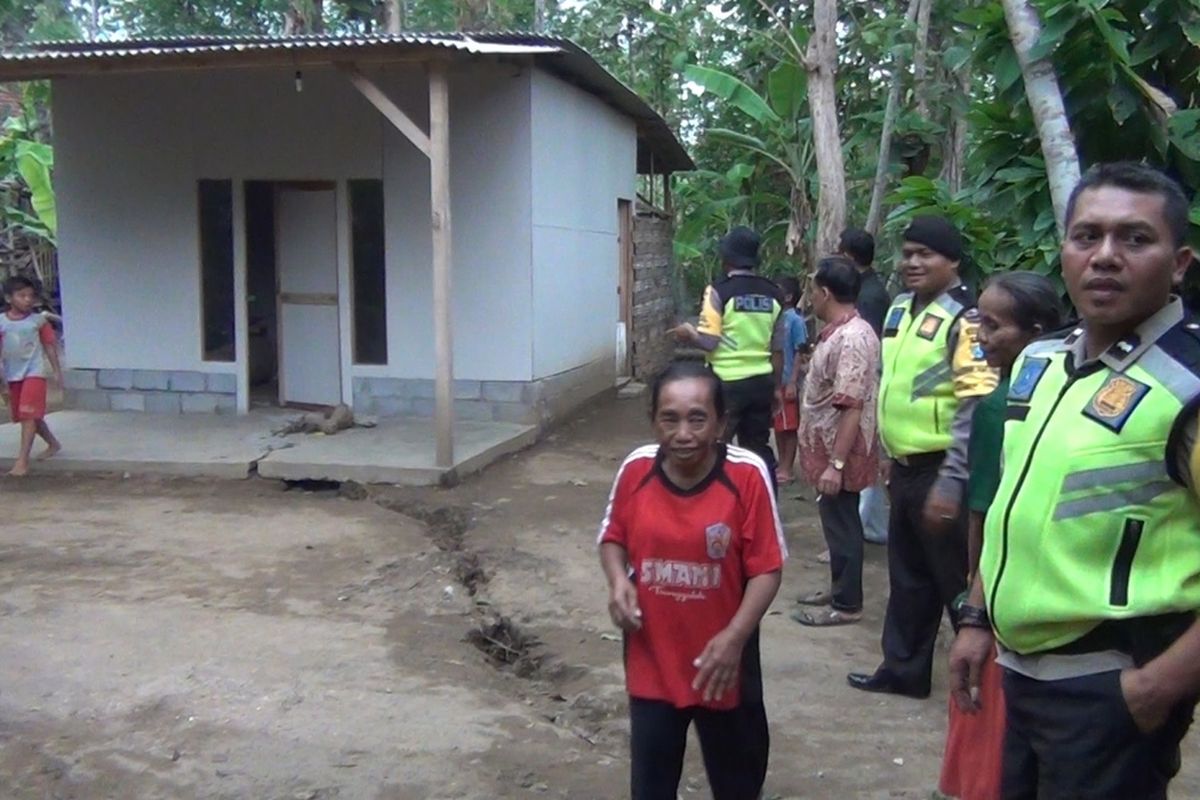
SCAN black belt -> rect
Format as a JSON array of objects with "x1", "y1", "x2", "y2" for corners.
[{"x1": 892, "y1": 451, "x2": 946, "y2": 469}]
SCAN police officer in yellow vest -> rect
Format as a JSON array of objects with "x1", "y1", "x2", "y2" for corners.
[
  {"x1": 848, "y1": 216, "x2": 997, "y2": 698},
  {"x1": 672, "y1": 226, "x2": 785, "y2": 482},
  {"x1": 950, "y1": 163, "x2": 1200, "y2": 798}
]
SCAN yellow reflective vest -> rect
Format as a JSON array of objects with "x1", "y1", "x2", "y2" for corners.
[
  {"x1": 981, "y1": 322, "x2": 1200, "y2": 655},
  {"x1": 878, "y1": 288, "x2": 969, "y2": 457}
]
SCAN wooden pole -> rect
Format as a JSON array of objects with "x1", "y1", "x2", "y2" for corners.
[{"x1": 429, "y1": 62, "x2": 455, "y2": 468}]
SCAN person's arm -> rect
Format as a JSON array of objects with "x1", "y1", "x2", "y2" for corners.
[
  {"x1": 672, "y1": 285, "x2": 722, "y2": 352},
  {"x1": 1121, "y1": 409, "x2": 1200, "y2": 732},
  {"x1": 818, "y1": 407, "x2": 863, "y2": 497},
  {"x1": 599, "y1": 541, "x2": 641, "y2": 632},
  {"x1": 818, "y1": 332, "x2": 869, "y2": 496},
  {"x1": 40, "y1": 323, "x2": 63, "y2": 386},
  {"x1": 927, "y1": 314, "x2": 998, "y2": 530},
  {"x1": 692, "y1": 571, "x2": 781, "y2": 702},
  {"x1": 693, "y1": 462, "x2": 785, "y2": 702}
]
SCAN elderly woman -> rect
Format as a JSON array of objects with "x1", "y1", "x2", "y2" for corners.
[{"x1": 598, "y1": 360, "x2": 786, "y2": 800}]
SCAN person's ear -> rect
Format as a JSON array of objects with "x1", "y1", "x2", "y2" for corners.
[{"x1": 1173, "y1": 246, "x2": 1194, "y2": 287}]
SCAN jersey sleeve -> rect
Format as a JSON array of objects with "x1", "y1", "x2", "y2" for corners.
[
  {"x1": 950, "y1": 312, "x2": 999, "y2": 400},
  {"x1": 696, "y1": 285, "x2": 723, "y2": 338},
  {"x1": 598, "y1": 453, "x2": 643, "y2": 547},
  {"x1": 38, "y1": 319, "x2": 57, "y2": 346},
  {"x1": 739, "y1": 461, "x2": 787, "y2": 576}
]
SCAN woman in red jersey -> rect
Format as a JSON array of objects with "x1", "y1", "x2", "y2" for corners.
[{"x1": 598, "y1": 360, "x2": 786, "y2": 800}]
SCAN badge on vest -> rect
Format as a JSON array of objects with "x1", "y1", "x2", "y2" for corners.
[
  {"x1": 883, "y1": 306, "x2": 905, "y2": 337},
  {"x1": 705, "y1": 523, "x2": 732, "y2": 560},
  {"x1": 1008, "y1": 357, "x2": 1050, "y2": 403},
  {"x1": 1081, "y1": 374, "x2": 1150, "y2": 433},
  {"x1": 916, "y1": 313, "x2": 944, "y2": 341}
]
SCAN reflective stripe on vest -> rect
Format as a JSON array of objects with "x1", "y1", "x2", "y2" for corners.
[
  {"x1": 981, "y1": 339, "x2": 1200, "y2": 655},
  {"x1": 877, "y1": 291, "x2": 962, "y2": 456}
]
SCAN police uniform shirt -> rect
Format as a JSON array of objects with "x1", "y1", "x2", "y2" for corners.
[{"x1": 996, "y1": 296, "x2": 1200, "y2": 681}]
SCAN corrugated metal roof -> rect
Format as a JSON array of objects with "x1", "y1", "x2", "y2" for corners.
[{"x1": 0, "y1": 32, "x2": 694, "y2": 172}]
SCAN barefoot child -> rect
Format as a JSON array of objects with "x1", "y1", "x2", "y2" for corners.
[
  {"x1": 773, "y1": 277, "x2": 807, "y2": 483},
  {"x1": 1, "y1": 275, "x2": 62, "y2": 475}
]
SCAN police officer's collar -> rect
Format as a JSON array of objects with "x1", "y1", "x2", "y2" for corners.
[
  {"x1": 1067, "y1": 296, "x2": 1185, "y2": 373},
  {"x1": 726, "y1": 269, "x2": 757, "y2": 277}
]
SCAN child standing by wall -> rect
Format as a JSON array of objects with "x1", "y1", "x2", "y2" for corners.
[
  {"x1": 773, "y1": 277, "x2": 807, "y2": 484},
  {"x1": 1, "y1": 275, "x2": 62, "y2": 476}
]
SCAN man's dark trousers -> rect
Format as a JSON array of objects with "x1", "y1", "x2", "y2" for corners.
[
  {"x1": 721, "y1": 374, "x2": 777, "y2": 483},
  {"x1": 1001, "y1": 668, "x2": 1196, "y2": 799},
  {"x1": 818, "y1": 490, "x2": 864, "y2": 611},
  {"x1": 878, "y1": 453, "x2": 967, "y2": 694}
]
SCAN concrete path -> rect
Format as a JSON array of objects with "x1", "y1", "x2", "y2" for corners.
[
  {"x1": 0, "y1": 411, "x2": 285, "y2": 479},
  {"x1": 0, "y1": 411, "x2": 536, "y2": 484},
  {"x1": 257, "y1": 418, "x2": 538, "y2": 485}
]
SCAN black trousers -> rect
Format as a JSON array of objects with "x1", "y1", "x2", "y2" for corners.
[
  {"x1": 629, "y1": 631, "x2": 769, "y2": 800},
  {"x1": 1002, "y1": 668, "x2": 1196, "y2": 799},
  {"x1": 720, "y1": 374, "x2": 777, "y2": 485},
  {"x1": 877, "y1": 455, "x2": 967, "y2": 694},
  {"x1": 818, "y1": 490, "x2": 864, "y2": 612}
]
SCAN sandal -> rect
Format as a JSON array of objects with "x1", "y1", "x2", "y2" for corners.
[
  {"x1": 791, "y1": 608, "x2": 863, "y2": 627},
  {"x1": 795, "y1": 589, "x2": 832, "y2": 606}
]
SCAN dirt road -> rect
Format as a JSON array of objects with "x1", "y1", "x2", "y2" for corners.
[{"x1": 1, "y1": 394, "x2": 1196, "y2": 799}]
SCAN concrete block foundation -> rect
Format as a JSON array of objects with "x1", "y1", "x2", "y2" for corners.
[{"x1": 64, "y1": 368, "x2": 236, "y2": 415}]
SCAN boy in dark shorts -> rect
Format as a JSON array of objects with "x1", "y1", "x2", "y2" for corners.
[{"x1": 1, "y1": 275, "x2": 62, "y2": 476}]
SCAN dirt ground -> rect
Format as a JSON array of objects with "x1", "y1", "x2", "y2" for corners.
[{"x1": 1, "y1": 394, "x2": 1197, "y2": 800}]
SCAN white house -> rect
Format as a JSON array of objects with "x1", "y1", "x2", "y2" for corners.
[{"x1": 0, "y1": 33, "x2": 692, "y2": 467}]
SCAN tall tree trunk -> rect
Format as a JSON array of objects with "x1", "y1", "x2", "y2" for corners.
[
  {"x1": 1001, "y1": 0, "x2": 1080, "y2": 234},
  {"x1": 385, "y1": 0, "x2": 405, "y2": 33},
  {"x1": 285, "y1": 0, "x2": 325, "y2": 34},
  {"x1": 912, "y1": 0, "x2": 932, "y2": 118},
  {"x1": 534, "y1": 0, "x2": 546, "y2": 32},
  {"x1": 865, "y1": 0, "x2": 921, "y2": 236},
  {"x1": 940, "y1": 65, "x2": 971, "y2": 194},
  {"x1": 804, "y1": 0, "x2": 846, "y2": 258}
]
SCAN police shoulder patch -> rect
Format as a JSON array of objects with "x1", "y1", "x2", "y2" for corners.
[
  {"x1": 1081, "y1": 374, "x2": 1151, "y2": 432},
  {"x1": 1008, "y1": 357, "x2": 1050, "y2": 403}
]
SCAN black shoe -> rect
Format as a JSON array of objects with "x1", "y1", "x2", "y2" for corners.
[{"x1": 846, "y1": 670, "x2": 930, "y2": 699}]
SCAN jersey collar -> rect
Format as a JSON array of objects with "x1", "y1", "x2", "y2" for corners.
[{"x1": 652, "y1": 443, "x2": 729, "y2": 497}]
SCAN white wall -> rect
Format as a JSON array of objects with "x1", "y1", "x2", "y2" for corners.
[
  {"x1": 53, "y1": 63, "x2": 535, "y2": 382},
  {"x1": 529, "y1": 70, "x2": 637, "y2": 380},
  {"x1": 375, "y1": 63, "x2": 534, "y2": 382}
]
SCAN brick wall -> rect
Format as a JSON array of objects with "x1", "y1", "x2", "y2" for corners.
[{"x1": 631, "y1": 207, "x2": 677, "y2": 380}]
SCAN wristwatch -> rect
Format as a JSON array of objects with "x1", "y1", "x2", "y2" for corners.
[
  {"x1": 831, "y1": 458, "x2": 845, "y2": 471},
  {"x1": 958, "y1": 603, "x2": 991, "y2": 630}
]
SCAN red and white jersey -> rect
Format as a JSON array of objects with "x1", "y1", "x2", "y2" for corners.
[{"x1": 598, "y1": 443, "x2": 786, "y2": 710}]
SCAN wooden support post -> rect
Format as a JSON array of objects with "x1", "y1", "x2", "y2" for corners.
[
  {"x1": 232, "y1": 180, "x2": 250, "y2": 414},
  {"x1": 663, "y1": 172, "x2": 673, "y2": 216},
  {"x1": 339, "y1": 63, "x2": 431, "y2": 157},
  {"x1": 429, "y1": 62, "x2": 455, "y2": 468}
]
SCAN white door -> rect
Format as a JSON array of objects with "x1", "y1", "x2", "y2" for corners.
[{"x1": 277, "y1": 185, "x2": 342, "y2": 407}]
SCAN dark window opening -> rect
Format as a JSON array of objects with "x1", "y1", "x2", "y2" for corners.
[
  {"x1": 350, "y1": 179, "x2": 387, "y2": 365},
  {"x1": 199, "y1": 180, "x2": 235, "y2": 362}
]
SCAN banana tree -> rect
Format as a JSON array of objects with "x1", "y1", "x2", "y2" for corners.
[
  {"x1": 684, "y1": 61, "x2": 816, "y2": 264},
  {"x1": 0, "y1": 116, "x2": 56, "y2": 245}
]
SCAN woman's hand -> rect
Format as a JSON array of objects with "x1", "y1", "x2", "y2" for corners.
[
  {"x1": 607, "y1": 576, "x2": 642, "y2": 632},
  {"x1": 692, "y1": 628, "x2": 747, "y2": 702}
]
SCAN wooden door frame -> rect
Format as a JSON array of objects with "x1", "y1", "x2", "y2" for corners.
[{"x1": 618, "y1": 198, "x2": 634, "y2": 377}]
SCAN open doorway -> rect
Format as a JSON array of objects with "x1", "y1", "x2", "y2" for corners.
[
  {"x1": 243, "y1": 181, "x2": 342, "y2": 409},
  {"x1": 245, "y1": 181, "x2": 278, "y2": 407}
]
